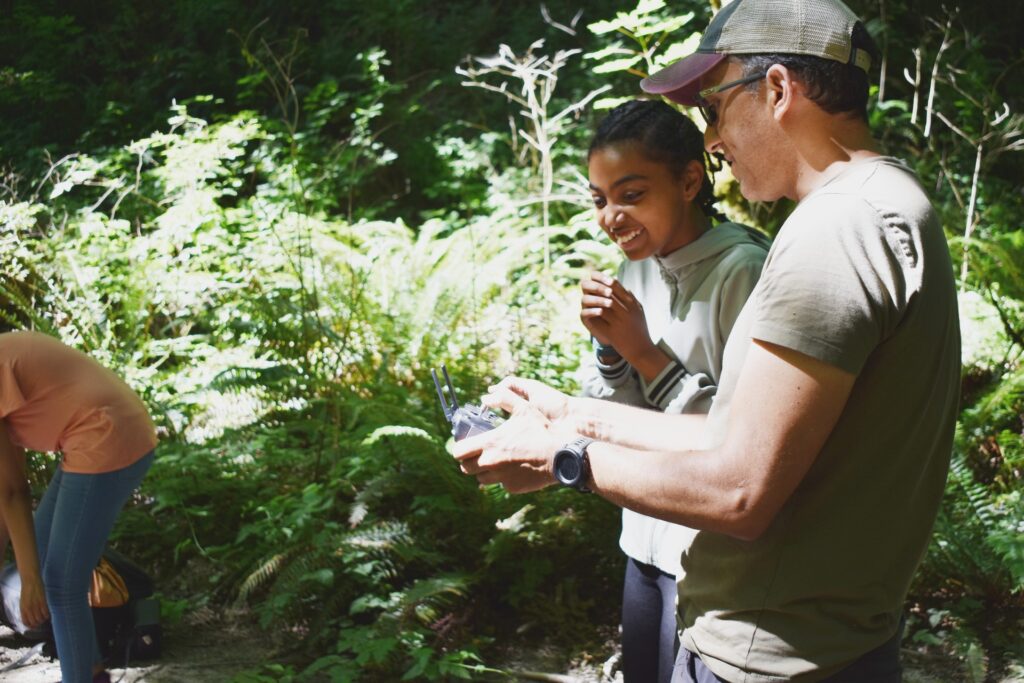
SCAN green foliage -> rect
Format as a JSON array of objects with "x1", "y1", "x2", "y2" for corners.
[
  {"x1": 584, "y1": 0, "x2": 703, "y2": 116},
  {"x1": 912, "y1": 337, "x2": 1024, "y2": 673},
  {"x1": 1, "y1": 84, "x2": 622, "y2": 676},
  {"x1": 0, "y1": 0, "x2": 628, "y2": 224},
  {"x1": 4, "y1": 1, "x2": 1024, "y2": 679},
  {"x1": 586, "y1": 0, "x2": 704, "y2": 107}
]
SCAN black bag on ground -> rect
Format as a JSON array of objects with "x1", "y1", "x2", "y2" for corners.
[{"x1": 0, "y1": 548, "x2": 162, "y2": 664}]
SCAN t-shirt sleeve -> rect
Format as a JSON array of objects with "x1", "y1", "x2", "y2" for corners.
[
  {"x1": 717, "y1": 250, "x2": 767, "y2": 344},
  {"x1": 750, "y1": 194, "x2": 911, "y2": 375}
]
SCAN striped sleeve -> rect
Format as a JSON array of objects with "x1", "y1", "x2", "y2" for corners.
[
  {"x1": 639, "y1": 340, "x2": 716, "y2": 413},
  {"x1": 578, "y1": 350, "x2": 646, "y2": 406},
  {"x1": 596, "y1": 354, "x2": 631, "y2": 385},
  {"x1": 642, "y1": 358, "x2": 686, "y2": 407}
]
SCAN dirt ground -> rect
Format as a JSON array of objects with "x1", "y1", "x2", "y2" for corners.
[
  {"x1": 487, "y1": 639, "x2": 992, "y2": 683},
  {"x1": 0, "y1": 608, "x2": 269, "y2": 683},
  {"x1": 481, "y1": 610, "x2": 1024, "y2": 683},
  {"x1": 2, "y1": 616, "x2": 1015, "y2": 683}
]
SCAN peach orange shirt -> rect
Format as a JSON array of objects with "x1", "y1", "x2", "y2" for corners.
[{"x1": 0, "y1": 331, "x2": 157, "y2": 474}]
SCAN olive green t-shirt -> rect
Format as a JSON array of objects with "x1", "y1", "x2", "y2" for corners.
[{"x1": 679, "y1": 157, "x2": 961, "y2": 682}]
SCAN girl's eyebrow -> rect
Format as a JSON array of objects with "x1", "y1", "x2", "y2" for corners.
[{"x1": 589, "y1": 174, "x2": 649, "y2": 191}]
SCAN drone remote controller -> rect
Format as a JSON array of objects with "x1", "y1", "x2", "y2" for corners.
[{"x1": 431, "y1": 365, "x2": 498, "y2": 441}]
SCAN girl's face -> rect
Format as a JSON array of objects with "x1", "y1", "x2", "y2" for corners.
[{"x1": 588, "y1": 143, "x2": 701, "y2": 260}]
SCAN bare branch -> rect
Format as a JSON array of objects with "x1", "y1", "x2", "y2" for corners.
[
  {"x1": 907, "y1": 48, "x2": 922, "y2": 124},
  {"x1": 924, "y1": 13, "x2": 956, "y2": 138},
  {"x1": 455, "y1": 38, "x2": 597, "y2": 269},
  {"x1": 540, "y1": 4, "x2": 581, "y2": 36},
  {"x1": 992, "y1": 102, "x2": 1010, "y2": 127},
  {"x1": 931, "y1": 143, "x2": 966, "y2": 212},
  {"x1": 31, "y1": 153, "x2": 79, "y2": 201},
  {"x1": 959, "y1": 141, "x2": 984, "y2": 289},
  {"x1": 459, "y1": 79, "x2": 531, "y2": 109},
  {"x1": 987, "y1": 287, "x2": 1024, "y2": 351},
  {"x1": 934, "y1": 110, "x2": 976, "y2": 145},
  {"x1": 993, "y1": 140, "x2": 1024, "y2": 154},
  {"x1": 86, "y1": 177, "x2": 126, "y2": 214},
  {"x1": 878, "y1": 0, "x2": 888, "y2": 102},
  {"x1": 550, "y1": 84, "x2": 613, "y2": 124}
]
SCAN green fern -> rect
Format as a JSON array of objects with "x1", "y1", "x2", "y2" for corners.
[
  {"x1": 209, "y1": 364, "x2": 302, "y2": 394},
  {"x1": 950, "y1": 453, "x2": 1000, "y2": 531},
  {"x1": 238, "y1": 552, "x2": 290, "y2": 602}
]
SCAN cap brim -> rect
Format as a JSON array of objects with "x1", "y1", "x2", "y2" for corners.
[{"x1": 640, "y1": 52, "x2": 727, "y2": 106}]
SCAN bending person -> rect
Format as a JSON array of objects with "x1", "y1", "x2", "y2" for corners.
[
  {"x1": 455, "y1": 0, "x2": 960, "y2": 680},
  {"x1": 0, "y1": 331, "x2": 156, "y2": 683},
  {"x1": 579, "y1": 99, "x2": 767, "y2": 683}
]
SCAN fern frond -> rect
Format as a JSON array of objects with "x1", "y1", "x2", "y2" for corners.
[
  {"x1": 950, "y1": 453, "x2": 999, "y2": 532},
  {"x1": 342, "y1": 519, "x2": 412, "y2": 552},
  {"x1": 238, "y1": 551, "x2": 290, "y2": 601},
  {"x1": 209, "y1": 363, "x2": 300, "y2": 393},
  {"x1": 393, "y1": 574, "x2": 470, "y2": 626}
]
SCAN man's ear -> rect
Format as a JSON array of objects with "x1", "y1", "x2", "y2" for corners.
[
  {"x1": 765, "y1": 64, "x2": 796, "y2": 121},
  {"x1": 679, "y1": 159, "x2": 704, "y2": 201}
]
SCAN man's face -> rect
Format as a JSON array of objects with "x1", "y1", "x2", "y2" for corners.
[{"x1": 698, "y1": 59, "x2": 790, "y2": 202}]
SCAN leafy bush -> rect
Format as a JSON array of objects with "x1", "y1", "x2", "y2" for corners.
[
  {"x1": 1, "y1": 90, "x2": 623, "y2": 678},
  {"x1": 3, "y1": 1, "x2": 1023, "y2": 679}
]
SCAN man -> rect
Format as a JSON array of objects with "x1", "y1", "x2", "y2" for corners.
[{"x1": 454, "y1": 0, "x2": 961, "y2": 680}]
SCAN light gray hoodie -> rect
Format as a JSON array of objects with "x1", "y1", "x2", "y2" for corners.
[{"x1": 579, "y1": 221, "x2": 769, "y2": 574}]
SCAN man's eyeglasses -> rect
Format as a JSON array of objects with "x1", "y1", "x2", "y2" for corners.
[{"x1": 695, "y1": 72, "x2": 766, "y2": 127}]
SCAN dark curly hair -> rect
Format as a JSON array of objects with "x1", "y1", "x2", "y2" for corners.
[
  {"x1": 737, "y1": 22, "x2": 879, "y2": 120},
  {"x1": 588, "y1": 99, "x2": 725, "y2": 222}
]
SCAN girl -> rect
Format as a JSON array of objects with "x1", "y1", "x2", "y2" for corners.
[
  {"x1": 0, "y1": 330, "x2": 157, "y2": 683},
  {"x1": 579, "y1": 100, "x2": 768, "y2": 683}
]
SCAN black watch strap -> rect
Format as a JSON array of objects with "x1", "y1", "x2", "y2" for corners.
[{"x1": 554, "y1": 437, "x2": 594, "y2": 492}]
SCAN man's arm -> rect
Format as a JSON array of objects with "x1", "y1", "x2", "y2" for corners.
[
  {"x1": 588, "y1": 340, "x2": 854, "y2": 539},
  {"x1": 459, "y1": 339, "x2": 855, "y2": 540},
  {"x1": 572, "y1": 395, "x2": 708, "y2": 451},
  {"x1": 0, "y1": 421, "x2": 49, "y2": 627},
  {"x1": 479, "y1": 376, "x2": 709, "y2": 452}
]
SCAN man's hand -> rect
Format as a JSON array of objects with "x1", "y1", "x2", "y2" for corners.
[
  {"x1": 483, "y1": 376, "x2": 572, "y2": 422},
  {"x1": 580, "y1": 272, "x2": 654, "y2": 361},
  {"x1": 453, "y1": 381, "x2": 579, "y2": 493}
]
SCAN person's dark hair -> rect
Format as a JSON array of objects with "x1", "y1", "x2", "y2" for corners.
[
  {"x1": 588, "y1": 99, "x2": 725, "y2": 222},
  {"x1": 737, "y1": 22, "x2": 879, "y2": 120}
]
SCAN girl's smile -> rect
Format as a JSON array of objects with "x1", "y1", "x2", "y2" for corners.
[{"x1": 588, "y1": 142, "x2": 706, "y2": 260}]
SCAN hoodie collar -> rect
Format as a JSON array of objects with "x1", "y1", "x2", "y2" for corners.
[{"x1": 654, "y1": 222, "x2": 764, "y2": 281}]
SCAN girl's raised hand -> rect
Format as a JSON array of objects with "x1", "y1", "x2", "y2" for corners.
[{"x1": 580, "y1": 272, "x2": 655, "y2": 362}]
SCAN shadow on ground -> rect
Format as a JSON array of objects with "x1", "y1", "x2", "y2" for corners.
[{"x1": 1, "y1": 607, "x2": 269, "y2": 682}]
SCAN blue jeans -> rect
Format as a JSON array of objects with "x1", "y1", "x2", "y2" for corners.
[{"x1": 33, "y1": 450, "x2": 154, "y2": 683}]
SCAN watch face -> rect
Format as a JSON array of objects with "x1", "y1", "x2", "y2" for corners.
[{"x1": 557, "y1": 453, "x2": 582, "y2": 483}]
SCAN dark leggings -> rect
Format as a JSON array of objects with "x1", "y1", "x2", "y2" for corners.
[{"x1": 622, "y1": 557, "x2": 679, "y2": 683}]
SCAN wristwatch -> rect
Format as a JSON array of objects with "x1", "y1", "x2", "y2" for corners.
[
  {"x1": 591, "y1": 336, "x2": 621, "y2": 363},
  {"x1": 553, "y1": 437, "x2": 594, "y2": 492}
]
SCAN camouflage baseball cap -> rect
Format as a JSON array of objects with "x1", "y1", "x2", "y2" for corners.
[{"x1": 640, "y1": 0, "x2": 872, "y2": 105}]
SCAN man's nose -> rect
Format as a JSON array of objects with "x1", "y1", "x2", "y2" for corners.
[{"x1": 704, "y1": 125, "x2": 722, "y2": 155}]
